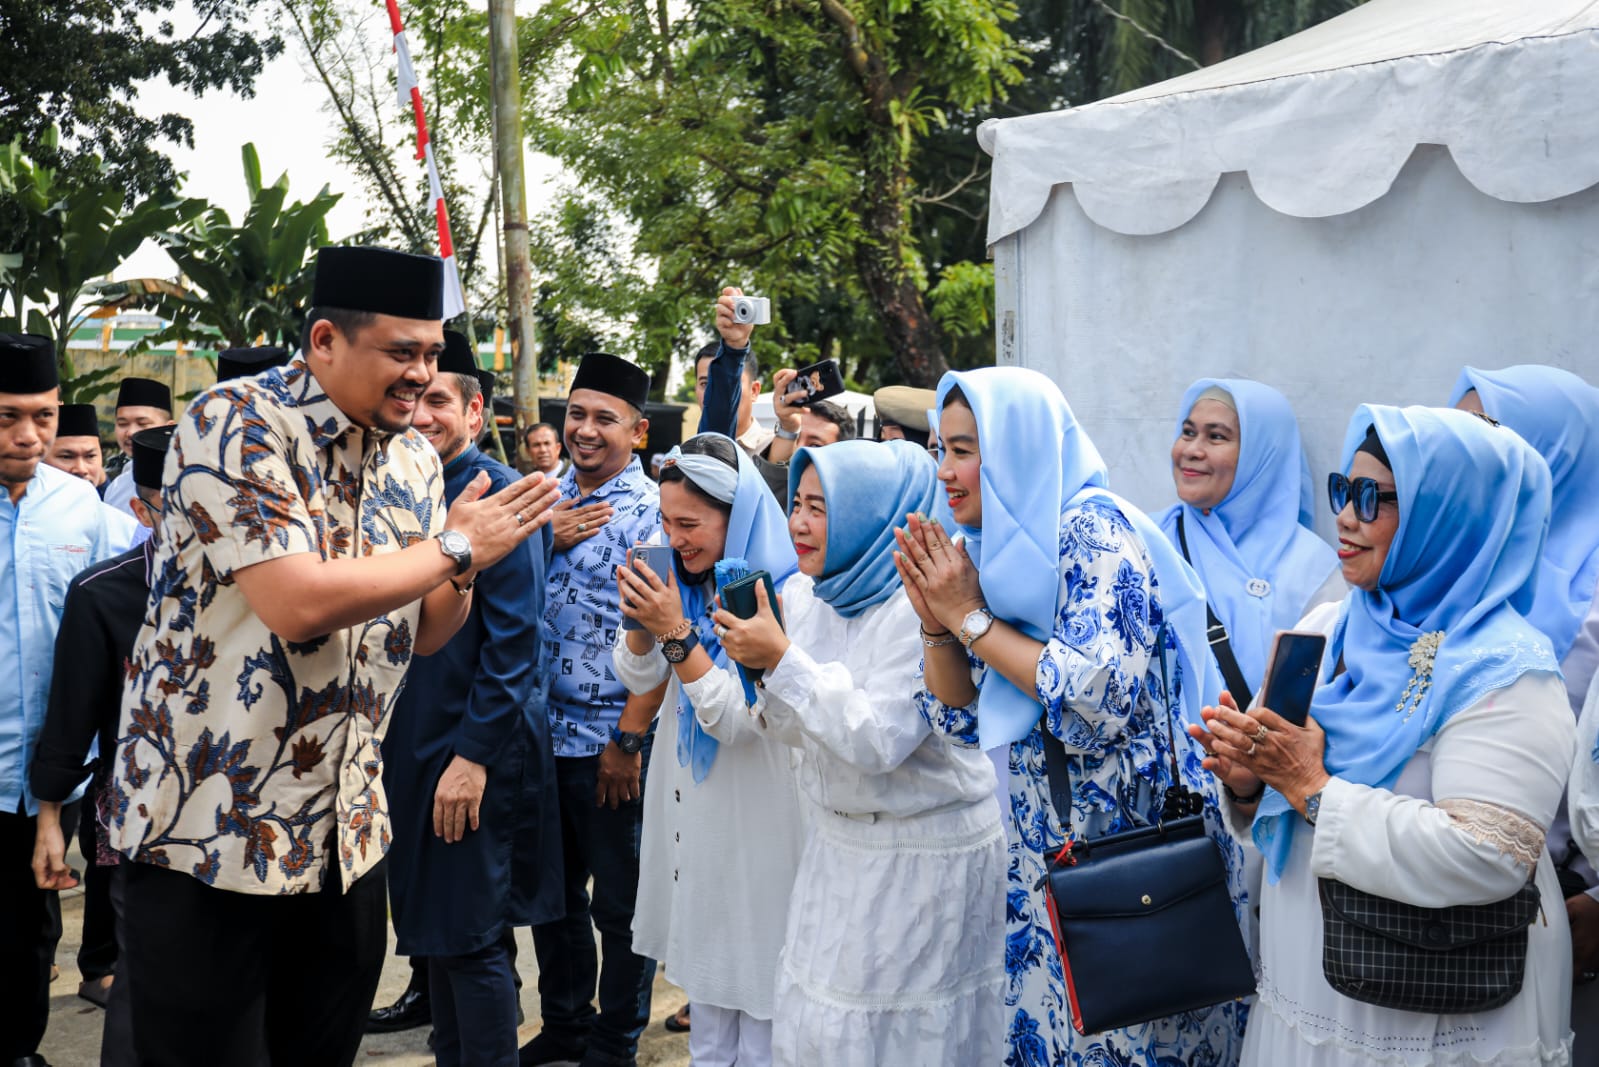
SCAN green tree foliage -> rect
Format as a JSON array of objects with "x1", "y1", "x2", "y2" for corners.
[
  {"x1": 518, "y1": 0, "x2": 1026, "y2": 388},
  {"x1": 0, "y1": 0, "x2": 282, "y2": 202},
  {"x1": 0, "y1": 133, "x2": 203, "y2": 395},
  {"x1": 517, "y1": 0, "x2": 1364, "y2": 388},
  {"x1": 128, "y1": 144, "x2": 341, "y2": 352}
]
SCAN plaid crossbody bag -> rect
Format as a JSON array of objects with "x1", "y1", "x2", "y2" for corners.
[{"x1": 1317, "y1": 876, "x2": 1541, "y2": 1013}]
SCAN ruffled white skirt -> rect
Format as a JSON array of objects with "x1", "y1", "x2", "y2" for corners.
[{"x1": 772, "y1": 798, "x2": 1007, "y2": 1067}]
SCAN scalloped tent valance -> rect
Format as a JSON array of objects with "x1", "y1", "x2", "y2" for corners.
[{"x1": 980, "y1": 0, "x2": 1599, "y2": 243}]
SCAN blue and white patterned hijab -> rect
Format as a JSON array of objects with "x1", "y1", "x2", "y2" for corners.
[
  {"x1": 788, "y1": 439, "x2": 936, "y2": 618},
  {"x1": 1158, "y1": 378, "x2": 1339, "y2": 688},
  {"x1": 667, "y1": 434, "x2": 799, "y2": 783},
  {"x1": 1450, "y1": 365, "x2": 1599, "y2": 660},
  {"x1": 931, "y1": 366, "x2": 1218, "y2": 749},
  {"x1": 1252, "y1": 405, "x2": 1559, "y2": 881}
]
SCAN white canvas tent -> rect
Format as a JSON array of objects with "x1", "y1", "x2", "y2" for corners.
[{"x1": 981, "y1": 0, "x2": 1599, "y2": 535}]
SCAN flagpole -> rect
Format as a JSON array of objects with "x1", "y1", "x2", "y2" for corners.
[
  {"x1": 384, "y1": 0, "x2": 466, "y2": 321},
  {"x1": 487, "y1": 0, "x2": 539, "y2": 449}
]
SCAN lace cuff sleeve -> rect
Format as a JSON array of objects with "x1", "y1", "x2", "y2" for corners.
[{"x1": 1436, "y1": 798, "x2": 1546, "y2": 874}]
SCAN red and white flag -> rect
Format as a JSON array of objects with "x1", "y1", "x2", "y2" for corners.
[{"x1": 385, "y1": 0, "x2": 466, "y2": 320}]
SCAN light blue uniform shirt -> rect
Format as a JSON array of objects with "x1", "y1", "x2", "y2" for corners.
[{"x1": 1, "y1": 463, "x2": 131, "y2": 814}]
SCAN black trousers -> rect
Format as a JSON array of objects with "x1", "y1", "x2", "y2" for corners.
[
  {"x1": 77, "y1": 792, "x2": 118, "y2": 981},
  {"x1": 0, "y1": 801, "x2": 79, "y2": 1059},
  {"x1": 122, "y1": 859, "x2": 389, "y2": 1067}
]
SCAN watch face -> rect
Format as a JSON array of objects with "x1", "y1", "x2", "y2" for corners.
[
  {"x1": 663, "y1": 641, "x2": 688, "y2": 664},
  {"x1": 441, "y1": 530, "x2": 469, "y2": 555},
  {"x1": 963, "y1": 610, "x2": 992, "y2": 637}
]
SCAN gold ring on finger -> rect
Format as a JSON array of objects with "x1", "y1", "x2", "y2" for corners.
[{"x1": 1254, "y1": 723, "x2": 1270, "y2": 742}]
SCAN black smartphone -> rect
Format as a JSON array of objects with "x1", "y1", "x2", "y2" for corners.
[
  {"x1": 1259, "y1": 630, "x2": 1327, "y2": 727},
  {"x1": 783, "y1": 359, "x2": 846, "y2": 405},
  {"x1": 621, "y1": 545, "x2": 675, "y2": 632},
  {"x1": 720, "y1": 570, "x2": 783, "y2": 631}
]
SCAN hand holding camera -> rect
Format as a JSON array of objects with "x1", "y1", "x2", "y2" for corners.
[{"x1": 714, "y1": 286, "x2": 770, "y2": 351}]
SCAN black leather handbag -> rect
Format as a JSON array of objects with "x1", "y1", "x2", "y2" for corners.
[
  {"x1": 1036, "y1": 628, "x2": 1256, "y2": 1035},
  {"x1": 1318, "y1": 877, "x2": 1541, "y2": 1013}
]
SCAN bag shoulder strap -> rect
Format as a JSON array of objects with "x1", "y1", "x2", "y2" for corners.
[
  {"x1": 1175, "y1": 511, "x2": 1255, "y2": 708},
  {"x1": 1039, "y1": 621, "x2": 1182, "y2": 840}
]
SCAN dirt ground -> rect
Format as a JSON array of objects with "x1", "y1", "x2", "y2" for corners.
[{"x1": 38, "y1": 871, "x2": 692, "y2": 1067}]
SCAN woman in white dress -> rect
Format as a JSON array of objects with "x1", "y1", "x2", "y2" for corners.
[
  {"x1": 1159, "y1": 378, "x2": 1343, "y2": 704},
  {"x1": 1192, "y1": 405, "x2": 1577, "y2": 1066},
  {"x1": 613, "y1": 433, "x2": 805, "y2": 1066},
  {"x1": 707, "y1": 439, "x2": 1006, "y2": 1066}
]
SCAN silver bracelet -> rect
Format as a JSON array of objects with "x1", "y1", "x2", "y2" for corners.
[
  {"x1": 920, "y1": 626, "x2": 957, "y2": 648},
  {"x1": 773, "y1": 424, "x2": 799, "y2": 441}
]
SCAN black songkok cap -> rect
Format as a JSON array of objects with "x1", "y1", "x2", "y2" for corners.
[
  {"x1": 217, "y1": 346, "x2": 290, "y2": 382},
  {"x1": 116, "y1": 377, "x2": 172, "y2": 412},
  {"x1": 475, "y1": 369, "x2": 496, "y2": 401},
  {"x1": 438, "y1": 330, "x2": 477, "y2": 378},
  {"x1": 0, "y1": 333, "x2": 58, "y2": 394},
  {"x1": 57, "y1": 404, "x2": 101, "y2": 439},
  {"x1": 311, "y1": 246, "x2": 445, "y2": 321},
  {"x1": 570, "y1": 352, "x2": 650, "y2": 413},
  {"x1": 131, "y1": 424, "x2": 176, "y2": 490}
]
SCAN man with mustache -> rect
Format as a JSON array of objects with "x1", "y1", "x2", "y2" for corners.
[{"x1": 106, "y1": 247, "x2": 563, "y2": 1067}]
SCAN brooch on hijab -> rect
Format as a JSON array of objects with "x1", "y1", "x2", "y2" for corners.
[
  {"x1": 1246, "y1": 579, "x2": 1271, "y2": 598},
  {"x1": 1397, "y1": 630, "x2": 1445, "y2": 720}
]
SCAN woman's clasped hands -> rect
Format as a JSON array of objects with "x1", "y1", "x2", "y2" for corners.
[
  {"x1": 1187, "y1": 691, "x2": 1331, "y2": 815},
  {"x1": 893, "y1": 513, "x2": 984, "y2": 636}
]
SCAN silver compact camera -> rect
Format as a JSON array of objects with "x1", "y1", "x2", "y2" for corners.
[{"x1": 731, "y1": 295, "x2": 771, "y2": 325}]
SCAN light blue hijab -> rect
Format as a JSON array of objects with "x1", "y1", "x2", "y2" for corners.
[
  {"x1": 787, "y1": 439, "x2": 936, "y2": 618},
  {"x1": 931, "y1": 366, "x2": 1220, "y2": 749},
  {"x1": 1158, "y1": 379, "x2": 1340, "y2": 690},
  {"x1": 1450, "y1": 366, "x2": 1599, "y2": 661},
  {"x1": 1252, "y1": 405, "x2": 1559, "y2": 882},
  {"x1": 669, "y1": 434, "x2": 799, "y2": 784}
]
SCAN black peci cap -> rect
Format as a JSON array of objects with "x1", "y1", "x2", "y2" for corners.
[
  {"x1": 569, "y1": 352, "x2": 650, "y2": 413},
  {"x1": 57, "y1": 403, "x2": 101, "y2": 439},
  {"x1": 311, "y1": 246, "x2": 445, "y2": 321},
  {"x1": 438, "y1": 330, "x2": 477, "y2": 378},
  {"x1": 0, "y1": 333, "x2": 58, "y2": 395},
  {"x1": 217, "y1": 346, "x2": 291, "y2": 382},
  {"x1": 116, "y1": 377, "x2": 172, "y2": 412},
  {"x1": 131, "y1": 424, "x2": 177, "y2": 491}
]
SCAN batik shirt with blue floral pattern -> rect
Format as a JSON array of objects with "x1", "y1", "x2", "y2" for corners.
[
  {"x1": 918, "y1": 494, "x2": 1250, "y2": 1067},
  {"x1": 109, "y1": 360, "x2": 444, "y2": 896}
]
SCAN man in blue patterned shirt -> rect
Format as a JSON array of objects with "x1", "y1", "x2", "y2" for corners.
[
  {"x1": 526, "y1": 352, "x2": 664, "y2": 1067},
  {"x1": 106, "y1": 247, "x2": 561, "y2": 1067}
]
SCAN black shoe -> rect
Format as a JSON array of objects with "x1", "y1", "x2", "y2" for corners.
[
  {"x1": 367, "y1": 988, "x2": 431, "y2": 1033},
  {"x1": 11, "y1": 1056, "x2": 54, "y2": 1067},
  {"x1": 518, "y1": 1032, "x2": 585, "y2": 1067}
]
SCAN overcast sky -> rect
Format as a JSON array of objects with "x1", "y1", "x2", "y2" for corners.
[{"x1": 119, "y1": 2, "x2": 560, "y2": 282}]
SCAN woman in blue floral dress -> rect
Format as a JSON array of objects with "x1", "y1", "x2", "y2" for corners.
[{"x1": 894, "y1": 367, "x2": 1250, "y2": 1067}]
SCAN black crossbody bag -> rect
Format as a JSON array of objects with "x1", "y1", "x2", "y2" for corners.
[
  {"x1": 1175, "y1": 512, "x2": 1254, "y2": 708},
  {"x1": 1036, "y1": 625, "x2": 1256, "y2": 1034}
]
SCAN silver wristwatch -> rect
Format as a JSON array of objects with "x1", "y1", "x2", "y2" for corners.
[
  {"x1": 958, "y1": 608, "x2": 994, "y2": 648},
  {"x1": 437, "y1": 529, "x2": 473, "y2": 576}
]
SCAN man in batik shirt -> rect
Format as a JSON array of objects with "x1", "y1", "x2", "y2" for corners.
[{"x1": 107, "y1": 246, "x2": 561, "y2": 1067}]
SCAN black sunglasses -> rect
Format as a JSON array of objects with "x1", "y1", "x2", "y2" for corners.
[{"x1": 1327, "y1": 473, "x2": 1398, "y2": 523}]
